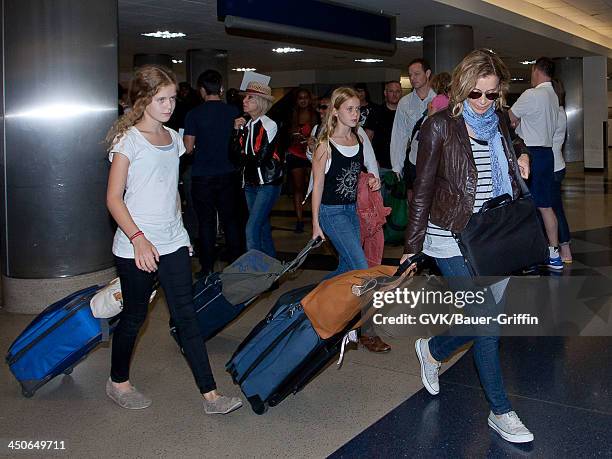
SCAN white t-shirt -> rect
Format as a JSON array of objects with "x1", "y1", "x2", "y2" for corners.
[
  {"x1": 109, "y1": 126, "x2": 190, "y2": 258},
  {"x1": 552, "y1": 107, "x2": 567, "y2": 172},
  {"x1": 510, "y1": 82, "x2": 559, "y2": 147}
]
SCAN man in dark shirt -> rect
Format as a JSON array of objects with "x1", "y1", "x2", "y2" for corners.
[
  {"x1": 184, "y1": 70, "x2": 244, "y2": 276},
  {"x1": 355, "y1": 83, "x2": 379, "y2": 128},
  {"x1": 364, "y1": 80, "x2": 402, "y2": 174}
]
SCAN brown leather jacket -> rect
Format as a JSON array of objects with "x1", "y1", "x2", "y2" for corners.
[{"x1": 404, "y1": 108, "x2": 530, "y2": 254}]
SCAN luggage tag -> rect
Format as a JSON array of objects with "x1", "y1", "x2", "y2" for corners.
[{"x1": 337, "y1": 330, "x2": 359, "y2": 367}]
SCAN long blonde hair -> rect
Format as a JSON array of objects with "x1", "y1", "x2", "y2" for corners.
[
  {"x1": 105, "y1": 65, "x2": 177, "y2": 149},
  {"x1": 315, "y1": 87, "x2": 359, "y2": 155},
  {"x1": 449, "y1": 49, "x2": 510, "y2": 117}
]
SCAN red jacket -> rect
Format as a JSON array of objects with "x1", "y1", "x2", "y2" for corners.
[{"x1": 356, "y1": 173, "x2": 390, "y2": 267}]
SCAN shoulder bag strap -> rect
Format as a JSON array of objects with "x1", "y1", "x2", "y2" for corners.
[
  {"x1": 410, "y1": 111, "x2": 427, "y2": 144},
  {"x1": 500, "y1": 124, "x2": 531, "y2": 199}
]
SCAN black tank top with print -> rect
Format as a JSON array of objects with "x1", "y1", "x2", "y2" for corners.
[{"x1": 321, "y1": 139, "x2": 364, "y2": 205}]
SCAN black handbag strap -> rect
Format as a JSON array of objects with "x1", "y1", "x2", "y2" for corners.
[{"x1": 500, "y1": 128, "x2": 531, "y2": 199}]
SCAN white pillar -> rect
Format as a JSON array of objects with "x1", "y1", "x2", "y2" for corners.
[
  {"x1": 582, "y1": 56, "x2": 608, "y2": 169},
  {"x1": 554, "y1": 58, "x2": 584, "y2": 163}
]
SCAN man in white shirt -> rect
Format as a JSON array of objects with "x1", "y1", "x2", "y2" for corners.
[
  {"x1": 509, "y1": 57, "x2": 562, "y2": 269},
  {"x1": 390, "y1": 59, "x2": 436, "y2": 201}
]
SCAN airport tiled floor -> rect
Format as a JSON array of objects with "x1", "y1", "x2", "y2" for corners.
[{"x1": 1, "y1": 156, "x2": 611, "y2": 458}]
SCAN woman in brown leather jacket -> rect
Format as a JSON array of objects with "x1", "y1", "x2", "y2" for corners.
[{"x1": 402, "y1": 49, "x2": 535, "y2": 444}]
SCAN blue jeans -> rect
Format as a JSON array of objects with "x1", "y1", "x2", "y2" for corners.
[
  {"x1": 319, "y1": 203, "x2": 368, "y2": 280},
  {"x1": 552, "y1": 168, "x2": 571, "y2": 245},
  {"x1": 427, "y1": 256, "x2": 512, "y2": 415},
  {"x1": 245, "y1": 183, "x2": 281, "y2": 257}
]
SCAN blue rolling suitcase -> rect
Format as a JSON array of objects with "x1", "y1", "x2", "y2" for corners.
[
  {"x1": 226, "y1": 255, "x2": 426, "y2": 414},
  {"x1": 5, "y1": 285, "x2": 112, "y2": 398},
  {"x1": 225, "y1": 284, "x2": 321, "y2": 414},
  {"x1": 187, "y1": 273, "x2": 248, "y2": 343},
  {"x1": 170, "y1": 238, "x2": 323, "y2": 349}
]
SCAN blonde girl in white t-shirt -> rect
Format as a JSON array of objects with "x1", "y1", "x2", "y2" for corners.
[{"x1": 105, "y1": 65, "x2": 242, "y2": 414}]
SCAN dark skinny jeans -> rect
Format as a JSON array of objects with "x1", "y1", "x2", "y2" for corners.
[
  {"x1": 551, "y1": 168, "x2": 571, "y2": 245},
  {"x1": 111, "y1": 246, "x2": 216, "y2": 394}
]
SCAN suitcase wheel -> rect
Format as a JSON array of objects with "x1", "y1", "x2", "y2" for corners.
[
  {"x1": 248, "y1": 396, "x2": 267, "y2": 415},
  {"x1": 63, "y1": 367, "x2": 74, "y2": 375},
  {"x1": 21, "y1": 388, "x2": 34, "y2": 398}
]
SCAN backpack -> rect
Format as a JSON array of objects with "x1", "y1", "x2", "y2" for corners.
[{"x1": 382, "y1": 171, "x2": 408, "y2": 245}]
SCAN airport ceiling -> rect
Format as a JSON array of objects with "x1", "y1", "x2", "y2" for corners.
[{"x1": 118, "y1": 0, "x2": 612, "y2": 81}]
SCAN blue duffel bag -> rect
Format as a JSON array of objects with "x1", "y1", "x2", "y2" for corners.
[{"x1": 6, "y1": 285, "x2": 111, "y2": 398}]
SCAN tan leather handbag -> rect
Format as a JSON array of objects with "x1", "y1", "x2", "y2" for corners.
[{"x1": 301, "y1": 265, "x2": 409, "y2": 339}]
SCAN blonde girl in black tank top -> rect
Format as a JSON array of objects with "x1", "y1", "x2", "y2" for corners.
[{"x1": 311, "y1": 87, "x2": 381, "y2": 279}]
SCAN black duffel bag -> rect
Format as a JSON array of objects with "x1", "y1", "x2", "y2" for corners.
[{"x1": 454, "y1": 149, "x2": 548, "y2": 277}]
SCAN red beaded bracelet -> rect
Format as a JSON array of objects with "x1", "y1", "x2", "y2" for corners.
[{"x1": 129, "y1": 230, "x2": 144, "y2": 242}]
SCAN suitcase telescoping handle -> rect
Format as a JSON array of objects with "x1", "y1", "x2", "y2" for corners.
[
  {"x1": 311, "y1": 236, "x2": 323, "y2": 247},
  {"x1": 394, "y1": 253, "x2": 427, "y2": 277}
]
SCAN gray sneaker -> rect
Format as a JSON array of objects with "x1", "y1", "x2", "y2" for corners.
[
  {"x1": 488, "y1": 411, "x2": 534, "y2": 443},
  {"x1": 106, "y1": 378, "x2": 152, "y2": 410},
  {"x1": 415, "y1": 338, "x2": 441, "y2": 395},
  {"x1": 203, "y1": 395, "x2": 243, "y2": 415}
]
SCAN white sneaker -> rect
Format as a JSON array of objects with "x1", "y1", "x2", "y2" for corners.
[
  {"x1": 415, "y1": 338, "x2": 441, "y2": 395},
  {"x1": 488, "y1": 411, "x2": 534, "y2": 443}
]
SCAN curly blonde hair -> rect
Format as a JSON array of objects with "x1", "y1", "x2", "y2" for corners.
[
  {"x1": 315, "y1": 87, "x2": 359, "y2": 155},
  {"x1": 449, "y1": 49, "x2": 510, "y2": 117},
  {"x1": 105, "y1": 65, "x2": 177, "y2": 149}
]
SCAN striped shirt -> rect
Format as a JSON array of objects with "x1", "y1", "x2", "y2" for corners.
[{"x1": 423, "y1": 137, "x2": 494, "y2": 258}]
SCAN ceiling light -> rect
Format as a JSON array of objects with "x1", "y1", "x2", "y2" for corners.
[
  {"x1": 272, "y1": 47, "x2": 303, "y2": 53},
  {"x1": 172, "y1": 59, "x2": 183, "y2": 64},
  {"x1": 355, "y1": 58, "x2": 383, "y2": 63},
  {"x1": 511, "y1": 77, "x2": 525, "y2": 81},
  {"x1": 396, "y1": 36, "x2": 423, "y2": 42},
  {"x1": 141, "y1": 31, "x2": 186, "y2": 39},
  {"x1": 520, "y1": 60, "x2": 536, "y2": 65},
  {"x1": 232, "y1": 67, "x2": 257, "y2": 72}
]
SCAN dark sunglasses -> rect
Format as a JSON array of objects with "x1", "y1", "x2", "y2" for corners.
[
  {"x1": 317, "y1": 104, "x2": 329, "y2": 110},
  {"x1": 468, "y1": 90, "x2": 499, "y2": 101}
]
